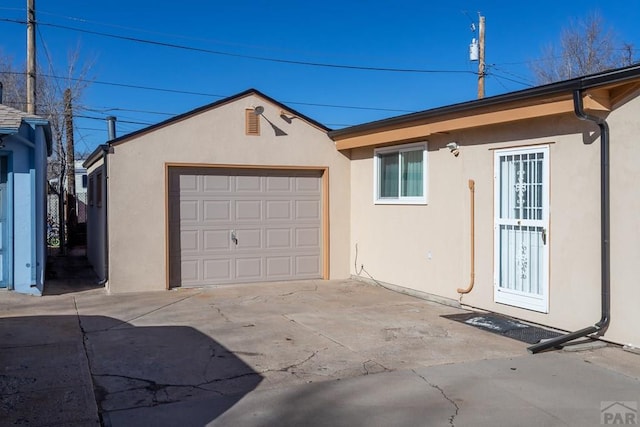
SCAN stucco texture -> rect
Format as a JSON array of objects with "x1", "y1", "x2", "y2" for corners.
[
  {"x1": 348, "y1": 98, "x2": 640, "y2": 347},
  {"x1": 105, "y1": 93, "x2": 350, "y2": 293}
]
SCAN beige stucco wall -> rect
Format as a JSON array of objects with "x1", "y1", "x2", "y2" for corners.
[
  {"x1": 106, "y1": 93, "x2": 350, "y2": 293},
  {"x1": 348, "y1": 98, "x2": 640, "y2": 347},
  {"x1": 607, "y1": 94, "x2": 640, "y2": 347}
]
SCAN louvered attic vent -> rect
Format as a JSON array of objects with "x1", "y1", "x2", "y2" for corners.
[{"x1": 245, "y1": 109, "x2": 260, "y2": 136}]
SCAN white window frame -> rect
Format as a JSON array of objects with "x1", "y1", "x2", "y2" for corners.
[{"x1": 373, "y1": 142, "x2": 428, "y2": 205}]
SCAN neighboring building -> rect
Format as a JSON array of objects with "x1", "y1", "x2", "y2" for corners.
[
  {"x1": 0, "y1": 104, "x2": 52, "y2": 295},
  {"x1": 85, "y1": 65, "x2": 640, "y2": 349},
  {"x1": 74, "y1": 160, "x2": 88, "y2": 224},
  {"x1": 46, "y1": 159, "x2": 89, "y2": 248}
]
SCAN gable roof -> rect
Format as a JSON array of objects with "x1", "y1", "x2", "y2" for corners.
[
  {"x1": 107, "y1": 88, "x2": 331, "y2": 147},
  {"x1": 330, "y1": 64, "x2": 640, "y2": 149}
]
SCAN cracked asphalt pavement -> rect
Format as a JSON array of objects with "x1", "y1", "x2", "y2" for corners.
[{"x1": 1, "y1": 258, "x2": 639, "y2": 426}]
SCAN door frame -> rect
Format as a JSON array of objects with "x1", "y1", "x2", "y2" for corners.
[
  {"x1": 164, "y1": 163, "x2": 330, "y2": 289},
  {"x1": 493, "y1": 145, "x2": 550, "y2": 313}
]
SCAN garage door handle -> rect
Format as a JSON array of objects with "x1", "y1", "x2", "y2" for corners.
[{"x1": 231, "y1": 230, "x2": 238, "y2": 245}]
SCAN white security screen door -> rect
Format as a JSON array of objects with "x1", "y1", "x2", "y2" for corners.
[{"x1": 494, "y1": 146, "x2": 549, "y2": 313}]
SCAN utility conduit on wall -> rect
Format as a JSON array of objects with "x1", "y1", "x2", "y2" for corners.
[{"x1": 458, "y1": 179, "x2": 475, "y2": 295}]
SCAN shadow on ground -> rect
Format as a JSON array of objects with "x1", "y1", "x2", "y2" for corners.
[
  {"x1": 0, "y1": 315, "x2": 263, "y2": 426},
  {"x1": 44, "y1": 249, "x2": 104, "y2": 295}
]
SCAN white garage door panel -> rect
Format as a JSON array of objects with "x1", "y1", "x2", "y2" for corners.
[
  {"x1": 169, "y1": 168, "x2": 323, "y2": 287},
  {"x1": 266, "y1": 200, "x2": 292, "y2": 219},
  {"x1": 235, "y1": 228, "x2": 262, "y2": 249},
  {"x1": 181, "y1": 259, "x2": 199, "y2": 282},
  {"x1": 236, "y1": 200, "x2": 262, "y2": 220},
  {"x1": 266, "y1": 257, "x2": 292, "y2": 276},
  {"x1": 296, "y1": 200, "x2": 321, "y2": 219},
  {"x1": 203, "y1": 200, "x2": 231, "y2": 221},
  {"x1": 235, "y1": 257, "x2": 262, "y2": 279},
  {"x1": 296, "y1": 255, "x2": 321, "y2": 275},
  {"x1": 296, "y1": 228, "x2": 320, "y2": 247},
  {"x1": 266, "y1": 228, "x2": 292, "y2": 248},
  {"x1": 204, "y1": 259, "x2": 231, "y2": 281},
  {"x1": 203, "y1": 175, "x2": 231, "y2": 192},
  {"x1": 203, "y1": 230, "x2": 229, "y2": 250}
]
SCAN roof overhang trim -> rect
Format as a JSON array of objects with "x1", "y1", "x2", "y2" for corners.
[{"x1": 331, "y1": 65, "x2": 640, "y2": 150}]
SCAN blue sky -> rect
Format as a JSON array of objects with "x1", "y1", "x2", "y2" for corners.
[{"x1": 1, "y1": 1, "x2": 640, "y2": 155}]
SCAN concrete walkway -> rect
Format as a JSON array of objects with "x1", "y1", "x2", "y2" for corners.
[{"x1": 1, "y1": 254, "x2": 638, "y2": 426}]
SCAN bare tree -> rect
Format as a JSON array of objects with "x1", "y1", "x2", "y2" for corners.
[
  {"x1": 1, "y1": 45, "x2": 93, "y2": 248},
  {"x1": 531, "y1": 12, "x2": 636, "y2": 84},
  {"x1": 0, "y1": 53, "x2": 27, "y2": 110}
]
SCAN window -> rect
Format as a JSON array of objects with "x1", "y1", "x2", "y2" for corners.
[
  {"x1": 88, "y1": 176, "x2": 94, "y2": 206},
  {"x1": 96, "y1": 173, "x2": 103, "y2": 207},
  {"x1": 374, "y1": 142, "x2": 427, "y2": 204},
  {"x1": 82, "y1": 174, "x2": 88, "y2": 189}
]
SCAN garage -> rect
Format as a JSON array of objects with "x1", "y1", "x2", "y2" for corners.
[{"x1": 168, "y1": 166, "x2": 325, "y2": 287}]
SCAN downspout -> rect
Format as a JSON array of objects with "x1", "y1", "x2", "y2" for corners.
[
  {"x1": 100, "y1": 146, "x2": 109, "y2": 285},
  {"x1": 458, "y1": 179, "x2": 475, "y2": 295},
  {"x1": 528, "y1": 89, "x2": 610, "y2": 353},
  {"x1": 100, "y1": 117, "x2": 116, "y2": 285},
  {"x1": 101, "y1": 116, "x2": 117, "y2": 284}
]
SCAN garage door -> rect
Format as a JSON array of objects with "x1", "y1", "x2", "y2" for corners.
[{"x1": 168, "y1": 167, "x2": 323, "y2": 287}]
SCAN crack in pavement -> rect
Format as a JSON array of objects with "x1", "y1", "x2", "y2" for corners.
[
  {"x1": 278, "y1": 284, "x2": 319, "y2": 297},
  {"x1": 92, "y1": 349, "x2": 322, "y2": 411},
  {"x1": 211, "y1": 305, "x2": 231, "y2": 323},
  {"x1": 412, "y1": 370, "x2": 459, "y2": 427},
  {"x1": 283, "y1": 314, "x2": 354, "y2": 351},
  {"x1": 93, "y1": 371, "x2": 259, "y2": 393},
  {"x1": 362, "y1": 359, "x2": 389, "y2": 375},
  {"x1": 276, "y1": 348, "x2": 322, "y2": 373},
  {"x1": 116, "y1": 291, "x2": 203, "y2": 327},
  {"x1": 73, "y1": 297, "x2": 103, "y2": 424}
]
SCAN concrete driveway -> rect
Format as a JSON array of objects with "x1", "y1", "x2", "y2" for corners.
[{"x1": 1, "y1": 259, "x2": 639, "y2": 426}]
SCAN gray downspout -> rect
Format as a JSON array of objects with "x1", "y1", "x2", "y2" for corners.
[
  {"x1": 101, "y1": 145, "x2": 109, "y2": 285},
  {"x1": 528, "y1": 89, "x2": 611, "y2": 353},
  {"x1": 100, "y1": 117, "x2": 115, "y2": 285}
]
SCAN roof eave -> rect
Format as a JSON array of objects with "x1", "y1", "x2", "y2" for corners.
[
  {"x1": 83, "y1": 144, "x2": 110, "y2": 169},
  {"x1": 329, "y1": 64, "x2": 640, "y2": 141}
]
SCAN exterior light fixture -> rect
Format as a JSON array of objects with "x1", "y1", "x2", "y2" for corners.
[{"x1": 446, "y1": 142, "x2": 460, "y2": 157}]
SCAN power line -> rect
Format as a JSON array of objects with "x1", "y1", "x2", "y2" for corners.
[
  {"x1": 75, "y1": 114, "x2": 154, "y2": 126},
  {"x1": 84, "y1": 106, "x2": 176, "y2": 116},
  {"x1": 0, "y1": 17, "x2": 477, "y2": 76},
  {"x1": 486, "y1": 70, "x2": 533, "y2": 87},
  {"x1": 489, "y1": 64, "x2": 535, "y2": 85},
  {"x1": 0, "y1": 70, "x2": 417, "y2": 113}
]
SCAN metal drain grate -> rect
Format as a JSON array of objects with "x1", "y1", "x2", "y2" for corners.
[{"x1": 442, "y1": 312, "x2": 563, "y2": 344}]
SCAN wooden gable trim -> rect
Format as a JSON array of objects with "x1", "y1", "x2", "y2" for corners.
[{"x1": 610, "y1": 82, "x2": 640, "y2": 107}]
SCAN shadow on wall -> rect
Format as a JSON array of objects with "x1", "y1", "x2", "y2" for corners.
[{"x1": 0, "y1": 315, "x2": 263, "y2": 426}]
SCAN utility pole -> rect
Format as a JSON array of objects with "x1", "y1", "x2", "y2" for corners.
[
  {"x1": 64, "y1": 88, "x2": 76, "y2": 245},
  {"x1": 26, "y1": 0, "x2": 36, "y2": 113},
  {"x1": 64, "y1": 88, "x2": 75, "y2": 197},
  {"x1": 477, "y1": 14, "x2": 486, "y2": 99}
]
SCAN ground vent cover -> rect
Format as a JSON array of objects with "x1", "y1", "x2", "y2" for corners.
[{"x1": 441, "y1": 312, "x2": 563, "y2": 344}]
